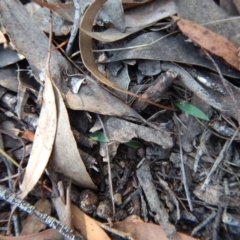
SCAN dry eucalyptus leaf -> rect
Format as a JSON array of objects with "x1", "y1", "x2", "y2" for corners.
[
  {"x1": 100, "y1": 141, "x2": 120, "y2": 161},
  {"x1": 138, "y1": 60, "x2": 161, "y2": 76},
  {"x1": 72, "y1": 204, "x2": 110, "y2": 240},
  {"x1": 96, "y1": 0, "x2": 125, "y2": 32},
  {"x1": 124, "y1": 0, "x2": 177, "y2": 28},
  {"x1": 82, "y1": 25, "x2": 151, "y2": 43},
  {"x1": 113, "y1": 215, "x2": 197, "y2": 240},
  {"x1": 65, "y1": 75, "x2": 143, "y2": 118},
  {"x1": 173, "y1": 16, "x2": 239, "y2": 70},
  {"x1": 50, "y1": 82, "x2": 96, "y2": 189},
  {"x1": 122, "y1": 0, "x2": 152, "y2": 10},
  {"x1": 32, "y1": 0, "x2": 75, "y2": 23},
  {"x1": 0, "y1": 45, "x2": 25, "y2": 68},
  {"x1": 0, "y1": 66, "x2": 19, "y2": 92},
  {"x1": 0, "y1": 0, "x2": 68, "y2": 86},
  {"x1": 176, "y1": 0, "x2": 228, "y2": 24},
  {"x1": 106, "y1": 63, "x2": 130, "y2": 101},
  {"x1": 25, "y1": 2, "x2": 72, "y2": 36},
  {"x1": 19, "y1": 71, "x2": 57, "y2": 200}
]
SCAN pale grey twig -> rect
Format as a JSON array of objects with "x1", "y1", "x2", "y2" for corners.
[
  {"x1": 0, "y1": 150, "x2": 21, "y2": 235},
  {"x1": 66, "y1": 0, "x2": 81, "y2": 55},
  {"x1": 223, "y1": 178, "x2": 230, "y2": 196},
  {"x1": 201, "y1": 140, "x2": 229, "y2": 191},
  {"x1": 194, "y1": 130, "x2": 211, "y2": 173},
  {"x1": 201, "y1": 128, "x2": 238, "y2": 191},
  {"x1": 191, "y1": 210, "x2": 216, "y2": 236},
  {"x1": 137, "y1": 161, "x2": 176, "y2": 238},
  {"x1": 212, "y1": 206, "x2": 223, "y2": 240},
  {"x1": 0, "y1": 185, "x2": 83, "y2": 240},
  {"x1": 174, "y1": 115, "x2": 193, "y2": 211},
  {"x1": 156, "y1": 174, "x2": 180, "y2": 221},
  {"x1": 97, "y1": 114, "x2": 115, "y2": 216}
]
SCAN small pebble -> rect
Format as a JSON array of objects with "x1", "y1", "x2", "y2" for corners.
[
  {"x1": 79, "y1": 189, "x2": 99, "y2": 214},
  {"x1": 97, "y1": 200, "x2": 113, "y2": 226},
  {"x1": 114, "y1": 193, "x2": 122, "y2": 206}
]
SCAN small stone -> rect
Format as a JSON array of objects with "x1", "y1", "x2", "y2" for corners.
[
  {"x1": 97, "y1": 200, "x2": 113, "y2": 226},
  {"x1": 79, "y1": 189, "x2": 98, "y2": 214},
  {"x1": 114, "y1": 193, "x2": 122, "y2": 206}
]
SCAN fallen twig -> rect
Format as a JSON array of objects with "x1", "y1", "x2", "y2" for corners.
[{"x1": 0, "y1": 185, "x2": 84, "y2": 240}]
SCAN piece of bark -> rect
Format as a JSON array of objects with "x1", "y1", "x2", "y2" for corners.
[
  {"x1": 133, "y1": 69, "x2": 177, "y2": 112},
  {"x1": 137, "y1": 161, "x2": 176, "y2": 239},
  {"x1": 105, "y1": 117, "x2": 173, "y2": 149}
]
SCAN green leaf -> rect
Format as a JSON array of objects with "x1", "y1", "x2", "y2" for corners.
[
  {"x1": 174, "y1": 99, "x2": 209, "y2": 121},
  {"x1": 88, "y1": 131, "x2": 109, "y2": 142},
  {"x1": 125, "y1": 140, "x2": 142, "y2": 148}
]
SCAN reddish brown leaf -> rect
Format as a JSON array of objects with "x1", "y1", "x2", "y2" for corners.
[
  {"x1": 21, "y1": 130, "x2": 34, "y2": 142},
  {"x1": 172, "y1": 16, "x2": 239, "y2": 70}
]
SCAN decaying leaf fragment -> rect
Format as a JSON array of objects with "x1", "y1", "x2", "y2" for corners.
[{"x1": 172, "y1": 16, "x2": 239, "y2": 70}]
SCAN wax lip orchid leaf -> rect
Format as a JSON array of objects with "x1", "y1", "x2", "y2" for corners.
[
  {"x1": 174, "y1": 99, "x2": 209, "y2": 121},
  {"x1": 88, "y1": 131, "x2": 110, "y2": 143},
  {"x1": 125, "y1": 140, "x2": 142, "y2": 148},
  {"x1": 88, "y1": 131, "x2": 143, "y2": 148}
]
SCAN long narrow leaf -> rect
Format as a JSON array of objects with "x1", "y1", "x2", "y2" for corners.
[
  {"x1": 175, "y1": 99, "x2": 209, "y2": 120},
  {"x1": 20, "y1": 72, "x2": 57, "y2": 199},
  {"x1": 88, "y1": 131, "x2": 109, "y2": 143},
  {"x1": 125, "y1": 140, "x2": 142, "y2": 148}
]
